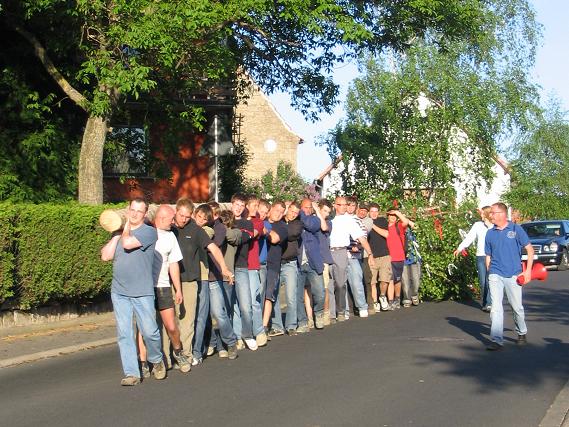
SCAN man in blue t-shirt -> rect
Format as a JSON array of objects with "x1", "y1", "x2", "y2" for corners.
[
  {"x1": 484, "y1": 202, "x2": 534, "y2": 350},
  {"x1": 101, "y1": 198, "x2": 165, "y2": 386}
]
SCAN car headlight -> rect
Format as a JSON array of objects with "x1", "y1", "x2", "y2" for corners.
[{"x1": 549, "y1": 242, "x2": 558, "y2": 252}]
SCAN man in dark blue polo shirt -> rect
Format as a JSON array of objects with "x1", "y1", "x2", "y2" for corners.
[{"x1": 484, "y1": 202, "x2": 534, "y2": 350}]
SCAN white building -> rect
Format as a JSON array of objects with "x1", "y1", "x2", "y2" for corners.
[
  {"x1": 314, "y1": 153, "x2": 510, "y2": 208},
  {"x1": 314, "y1": 93, "x2": 511, "y2": 207}
]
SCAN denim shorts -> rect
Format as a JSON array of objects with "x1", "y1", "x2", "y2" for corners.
[
  {"x1": 391, "y1": 261, "x2": 405, "y2": 283},
  {"x1": 155, "y1": 287, "x2": 174, "y2": 310}
]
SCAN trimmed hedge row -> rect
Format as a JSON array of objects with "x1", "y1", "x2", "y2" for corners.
[
  {"x1": 0, "y1": 202, "x2": 116, "y2": 309},
  {"x1": 0, "y1": 201, "x2": 482, "y2": 309}
]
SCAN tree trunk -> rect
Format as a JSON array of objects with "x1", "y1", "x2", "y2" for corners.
[{"x1": 78, "y1": 116, "x2": 108, "y2": 205}]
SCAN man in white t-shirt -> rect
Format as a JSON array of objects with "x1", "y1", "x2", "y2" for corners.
[
  {"x1": 138, "y1": 205, "x2": 191, "y2": 375},
  {"x1": 329, "y1": 196, "x2": 375, "y2": 322}
]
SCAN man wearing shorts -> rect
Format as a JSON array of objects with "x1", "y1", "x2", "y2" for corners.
[
  {"x1": 373, "y1": 208, "x2": 409, "y2": 310},
  {"x1": 369, "y1": 203, "x2": 391, "y2": 312},
  {"x1": 139, "y1": 205, "x2": 191, "y2": 376}
]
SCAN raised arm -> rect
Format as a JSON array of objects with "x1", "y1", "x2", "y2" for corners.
[
  {"x1": 101, "y1": 233, "x2": 121, "y2": 261},
  {"x1": 120, "y1": 220, "x2": 142, "y2": 250}
]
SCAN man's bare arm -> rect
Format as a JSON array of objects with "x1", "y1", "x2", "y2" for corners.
[
  {"x1": 101, "y1": 234, "x2": 121, "y2": 261},
  {"x1": 168, "y1": 262, "x2": 183, "y2": 304},
  {"x1": 207, "y1": 242, "x2": 234, "y2": 283},
  {"x1": 524, "y1": 243, "x2": 534, "y2": 283},
  {"x1": 371, "y1": 224, "x2": 389, "y2": 238},
  {"x1": 120, "y1": 220, "x2": 142, "y2": 250}
]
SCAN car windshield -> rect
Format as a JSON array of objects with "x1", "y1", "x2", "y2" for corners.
[{"x1": 521, "y1": 222, "x2": 562, "y2": 238}]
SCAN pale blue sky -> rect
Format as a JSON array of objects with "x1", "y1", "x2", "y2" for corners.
[{"x1": 268, "y1": 0, "x2": 569, "y2": 181}]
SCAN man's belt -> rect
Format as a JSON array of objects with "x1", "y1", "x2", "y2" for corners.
[{"x1": 330, "y1": 247, "x2": 347, "y2": 251}]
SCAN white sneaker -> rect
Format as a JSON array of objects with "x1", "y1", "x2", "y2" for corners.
[
  {"x1": 379, "y1": 295, "x2": 389, "y2": 311},
  {"x1": 374, "y1": 302, "x2": 381, "y2": 312},
  {"x1": 359, "y1": 309, "x2": 369, "y2": 318},
  {"x1": 243, "y1": 338, "x2": 258, "y2": 351}
]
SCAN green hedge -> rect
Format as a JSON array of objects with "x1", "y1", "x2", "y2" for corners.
[
  {"x1": 413, "y1": 210, "x2": 479, "y2": 301},
  {"x1": 0, "y1": 202, "x2": 116, "y2": 309},
  {"x1": 0, "y1": 200, "x2": 482, "y2": 309},
  {"x1": 0, "y1": 204, "x2": 17, "y2": 302}
]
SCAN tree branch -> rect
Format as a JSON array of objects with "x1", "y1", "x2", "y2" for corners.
[{"x1": 12, "y1": 24, "x2": 88, "y2": 111}]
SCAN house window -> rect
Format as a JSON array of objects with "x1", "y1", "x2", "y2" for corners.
[{"x1": 103, "y1": 126, "x2": 149, "y2": 176}]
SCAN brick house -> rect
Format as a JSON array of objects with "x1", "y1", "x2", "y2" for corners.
[
  {"x1": 102, "y1": 80, "x2": 302, "y2": 203},
  {"x1": 234, "y1": 80, "x2": 303, "y2": 181}
]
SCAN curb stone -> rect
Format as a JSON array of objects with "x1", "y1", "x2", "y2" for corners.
[
  {"x1": 540, "y1": 377, "x2": 569, "y2": 427},
  {"x1": 0, "y1": 337, "x2": 116, "y2": 369}
]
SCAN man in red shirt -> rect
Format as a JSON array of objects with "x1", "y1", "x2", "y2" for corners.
[{"x1": 373, "y1": 209, "x2": 409, "y2": 310}]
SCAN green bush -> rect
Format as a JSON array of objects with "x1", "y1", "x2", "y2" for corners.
[
  {"x1": 358, "y1": 197, "x2": 480, "y2": 302},
  {"x1": 0, "y1": 204, "x2": 17, "y2": 303},
  {"x1": 0, "y1": 199, "x2": 482, "y2": 308},
  {"x1": 244, "y1": 161, "x2": 313, "y2": 201},
  {"x1": 16, "y1": 203, "x2": 114, "y2": 309},
  {"x1": 414, "y1": 210, "x2": 479, "y2": 301},
  {"x1": 0, "y1": 202, "x2": 116, "y2": 309}
]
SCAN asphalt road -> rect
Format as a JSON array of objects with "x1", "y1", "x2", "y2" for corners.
[{"x1": 1, "y1": 271, "x2": 569, "y2": 427}]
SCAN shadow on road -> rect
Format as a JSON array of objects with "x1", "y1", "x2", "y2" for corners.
[
  {"x1": 421, "y1": 273, "x2": 569, "y2": 394},
  {"x1": 418, "y1": 334, "x2": 569, "y2": 393}
]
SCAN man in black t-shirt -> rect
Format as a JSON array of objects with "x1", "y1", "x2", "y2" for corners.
[
  {"x1": 172, "y1": 198, "x2": 232, "y2": 365},
  {"x1": 230, "y1": 194, "x2": 259, "y2": 351},
  {"x1": 271, "y1": 202, "x2": 303, "y2": 335},
  {"x1": 262, "y1": 201, "x2": 288, "y2": 332},
  {"x1": 368, "y1": 203, "x2": 392, "y2": 312}
]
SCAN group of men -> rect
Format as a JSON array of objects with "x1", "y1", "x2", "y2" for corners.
[
  {"x1": 102, "y1": 194, "x2": 529, "y2": 386},
  {"x1": 102, "y1": 194, "x2": 422, "y2": 386}
]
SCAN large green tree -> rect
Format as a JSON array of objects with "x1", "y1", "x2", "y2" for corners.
[
  {"x1": 325, "y1": 0, "x2": 541, "y2": 204},
  {"x1": 504, "y1": 100, "x2": 569, "y2": 219},
  {"x1": 2, "y1": 0, "x2": 506, "y2": 204}
]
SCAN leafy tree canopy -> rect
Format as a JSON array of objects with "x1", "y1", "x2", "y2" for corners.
[
  {"x1": 4, "y1": 0, "x2": 498, "y2": 117},
  {"x1": 1, "y1": 0, "x2": 535, "y2": 204},
  {"x1": 0, "y1": 69, "x2": 80, "y2": 202},
  {"x1": 504, "y1": 99, "x2": 569, "y2": 219},
  {"x1": 244, "y1": 161, "x2": 316, "y2": 202},
  {"x1": 324, "y1": 0, "x2": 541, "y2": 205}
]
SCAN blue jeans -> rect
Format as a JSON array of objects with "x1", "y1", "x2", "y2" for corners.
[
  {"x1": 192, "y1": 280, "x2": 210, "y2": 360},
  {"x1": 476, "y1": 256, "x2": 492, "y2": 307},
  {"x1": 297, "y1": 263, "x2": 326, "y2": 326},
  {"x1": 488, "y1": 274, "x2": 527, "y2": 345},
  {"x1": 272, "y1": 261, "x2": 298, "y2": 331},
  {"x1": 111, "y1": 292, "x2": 163, "y2": 378},
  {"x1": 346, "y1": 257, "x2": 367, "y2": 311},
  {"x1": 232, "y1": 267, "x2": 254, "y2": 339},
  {"x1": 259, "y1": 263, "x2": 267, "y2": 303},
  {"x1": 209, "y1": 280, "x2": 237, "y2": 347},
  {"x1": 248, "y1": 270, "x2": 264, "y2": 336}
]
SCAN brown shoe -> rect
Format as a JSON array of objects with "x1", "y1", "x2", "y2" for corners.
[
  {"x1": 486, "y1": 342, "x2": 503, "y2": 351},
  {"x1": 121, "y1": 376, "x2": 141, "y2": 386},
  {"x1": 152, "y1": 361, "x2": 167, "y2": 380}
]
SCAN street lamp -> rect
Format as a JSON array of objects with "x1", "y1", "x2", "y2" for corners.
[{"x1": 201, "y1": 114, "x2": 233, "y2": 202}]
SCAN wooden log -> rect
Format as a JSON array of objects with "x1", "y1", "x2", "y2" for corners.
[
  {"x1": 99, "y1": 202, "x2": 233, "y2": 232},
  {"x1": 98, "y1": 203, "x2": 173, "y2": 232},
  {"x1": 99, "y1": 209, "x2": 125, "y2": 233}
]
